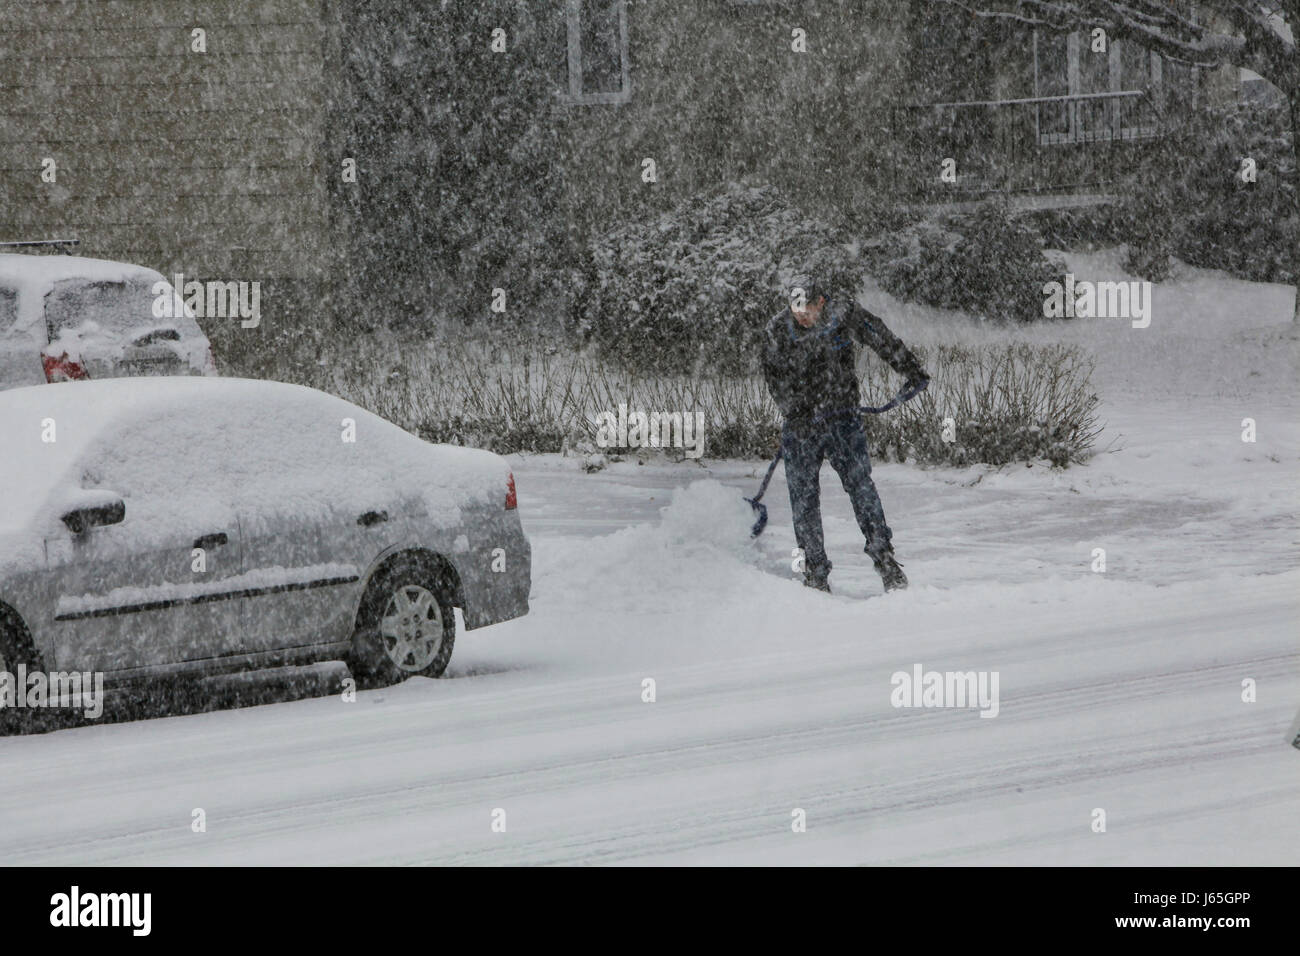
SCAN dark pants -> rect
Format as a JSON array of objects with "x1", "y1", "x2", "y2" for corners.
[{"x1": 782, "y1": 413, "x2": 892, "y2": 577}]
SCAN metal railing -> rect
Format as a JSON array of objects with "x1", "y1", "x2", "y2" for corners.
[{"x1": 886, "y1": 90, "x2": 1167, "y2": 201}]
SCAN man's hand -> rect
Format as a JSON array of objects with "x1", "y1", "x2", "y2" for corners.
[{"x1": 905, "y1": 372, "x2": 930, "y2": 394}]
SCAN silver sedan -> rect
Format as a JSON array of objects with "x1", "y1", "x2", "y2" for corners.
[{"x1": 0, "y1": 377, "x2": 530, "y2": 707}]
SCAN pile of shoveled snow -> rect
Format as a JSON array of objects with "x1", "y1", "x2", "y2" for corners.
[
  {"x1": 464, "y1": 464, "x2": 1300, "y2": 680},
  {"x1": 470, "y1": 479, "x2": 823, "y2": 664},
  {"x1": 542, "y1": 479, "x2": 773, "y2": 595}
]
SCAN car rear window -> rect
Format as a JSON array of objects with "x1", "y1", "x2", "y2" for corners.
[{"x1": 43, "y1": 277, "x2": 160, "y2": 338}]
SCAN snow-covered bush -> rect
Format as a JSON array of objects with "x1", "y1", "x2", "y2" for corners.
[
  {"x1": 569, "y1": 182, "x2": 857, "y2": 375},
  {"x1": 869, "y1": 204, "x2": 1067, "y2": 323},
  {"x1": 1163, "y1": 100, "x2": 1296, "y2": 284},
  {"x1": 231, "y1": 331, "x2": 1100, "y2": 468},
  {"x1": 861, "y1": 344, "x2": 1101, "y2": 468},
  {"x1": 1025, "y1": 101, "x2": 1296, "y2": 286}
]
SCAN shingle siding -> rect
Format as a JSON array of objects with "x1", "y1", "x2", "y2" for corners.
[{"x1": 0, "y1": 0, "x2": 333, "y2": 293}]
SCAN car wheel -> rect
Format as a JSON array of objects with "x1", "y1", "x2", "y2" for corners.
[{"x1": 350, "y1": 557, "x2": 457, "y2": 684}]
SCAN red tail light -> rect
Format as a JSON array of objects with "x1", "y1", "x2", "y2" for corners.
[
  {"x1": 42, "y1": 351, "x2": 88, "y2": 383},
  {"x1": 505, "y1": 472, "x2": 517, "y2": 510}
]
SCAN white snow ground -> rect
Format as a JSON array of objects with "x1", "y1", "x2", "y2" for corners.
[{"x1": 0, "y1": 252, "x2": 1296, "y2": 865}]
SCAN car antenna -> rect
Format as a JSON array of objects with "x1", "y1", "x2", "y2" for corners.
[{"x1": 0, "y1": 238, "x2": 80, "y2": 255}]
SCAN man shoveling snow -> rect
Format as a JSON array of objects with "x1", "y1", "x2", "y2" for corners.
[{"x1": 760, "y1": 275, "x2": 929, "y2": 594}]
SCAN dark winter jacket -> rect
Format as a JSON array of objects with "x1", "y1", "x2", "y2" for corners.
[{"x1": 760, "y1": 298, "x2": 927, "y2": 428}]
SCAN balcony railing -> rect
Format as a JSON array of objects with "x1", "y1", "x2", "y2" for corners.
[{"x1": 886, "y1": 90, "x2": 1167, "y2": 202}]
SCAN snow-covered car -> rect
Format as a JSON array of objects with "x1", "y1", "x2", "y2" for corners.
[
  {"x1": 0, "y1": 254, "x2": 217, "y2": 389},
  {"x1": 0, "y1": 377, "x2": 530, "y2": 704}
]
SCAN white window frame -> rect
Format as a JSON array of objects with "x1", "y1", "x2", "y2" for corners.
[
  {"x1": 1033, "y1": 31, "x2": 1161, "y2": 145},
  {"x1": 563, "y1": 0, "x2": 631, "y2": 106}
]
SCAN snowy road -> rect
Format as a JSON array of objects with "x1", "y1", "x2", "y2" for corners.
[
  {"x1": 1, "y1": 254, "x2": 1296, "y2": 865},
  {"x1": 0, "y1": 571, "x2": 1295, "y2": 864}
]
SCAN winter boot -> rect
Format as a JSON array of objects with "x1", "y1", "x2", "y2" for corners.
[
  {"x1": 869, "y1": 546, "x2": 908, "y2": 592},
  {"x1": 803, "y1": 564, "x2": 832, "y2": 593}
]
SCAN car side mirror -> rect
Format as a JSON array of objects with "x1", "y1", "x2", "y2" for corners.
[{"x1": 62, "y1": 495, "x2": 125, "y2": 535}]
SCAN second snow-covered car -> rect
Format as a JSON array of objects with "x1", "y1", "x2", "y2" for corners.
[
  {"x1": 0, "y1": 253, "x2": 217, "y2": 389},
  {"x1": 0, "y1": 377, "x2": 530, "y2": 700}
]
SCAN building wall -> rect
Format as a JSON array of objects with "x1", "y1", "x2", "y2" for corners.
[
  {"x1": 0, "y1": 0, "x2": 339, "y2": 339},
  {"x1": 551, "y1": 0, "x2": 909, "y2": 233}
]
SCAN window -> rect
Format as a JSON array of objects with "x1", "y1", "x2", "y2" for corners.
[
  {"x1": 84, "y1": 405, "x2": 241, "y2": 512},
  {"x1": 1163, "y1": 57, "x2": 1200, "y2": 112},
  {"x1": 1033, "y1": 31, "x2": 1161, "y2": 144},
  {"x1": 563, "y1": 0, "x2": 630, "y2": 105},
  {"x1": 44, "y1": 279, "x2": 157, "y2": 339}
]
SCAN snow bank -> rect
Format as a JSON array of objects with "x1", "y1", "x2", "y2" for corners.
[
  {"x1": 862, "y1": 249, "x2": 1298, "y2": 402},
  {"x1": 471, "y1": 478, "x2": 865, "y2": 668},
  {"x1": 540, "y1": 480, "x2": 769, "y2": 597}
]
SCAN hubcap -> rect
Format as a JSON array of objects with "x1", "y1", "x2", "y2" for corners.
[{"x1": 379, "y1": 585, "x2": 443, "y2": 672}]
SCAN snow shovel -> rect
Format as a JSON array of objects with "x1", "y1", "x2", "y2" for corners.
[{"x1": 745, "y1": 378, "x2": 929, "y2": 538}]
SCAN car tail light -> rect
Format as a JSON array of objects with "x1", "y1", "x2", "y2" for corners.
[
  {"x1": 505, "y1": 472, "x2": 517, "y2": 510},
  {"x1": 42, "y1": 351, "x2": 88, "y2": 383}
]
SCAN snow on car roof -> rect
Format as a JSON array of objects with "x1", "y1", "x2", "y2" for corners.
[
  {"x1": 0, "y1": 253, "x2": 163, "y2": 288},
  {"x1": 0, "y1": 254, "x2": 167, "y2": 337},
  {"x1": 0, "y1": 376, "x2": 509, "y2": 536},
  {"x1": 1, "y1": 373, "x2": 396, "y2": 430}
]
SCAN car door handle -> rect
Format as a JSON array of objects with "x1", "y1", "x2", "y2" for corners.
[
  {"x1": 193, "y1": 532, "x2": 229, "y2": 549},
  {"x1": 357, "y1": 510, "x2": 388, "y2": 527}
]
